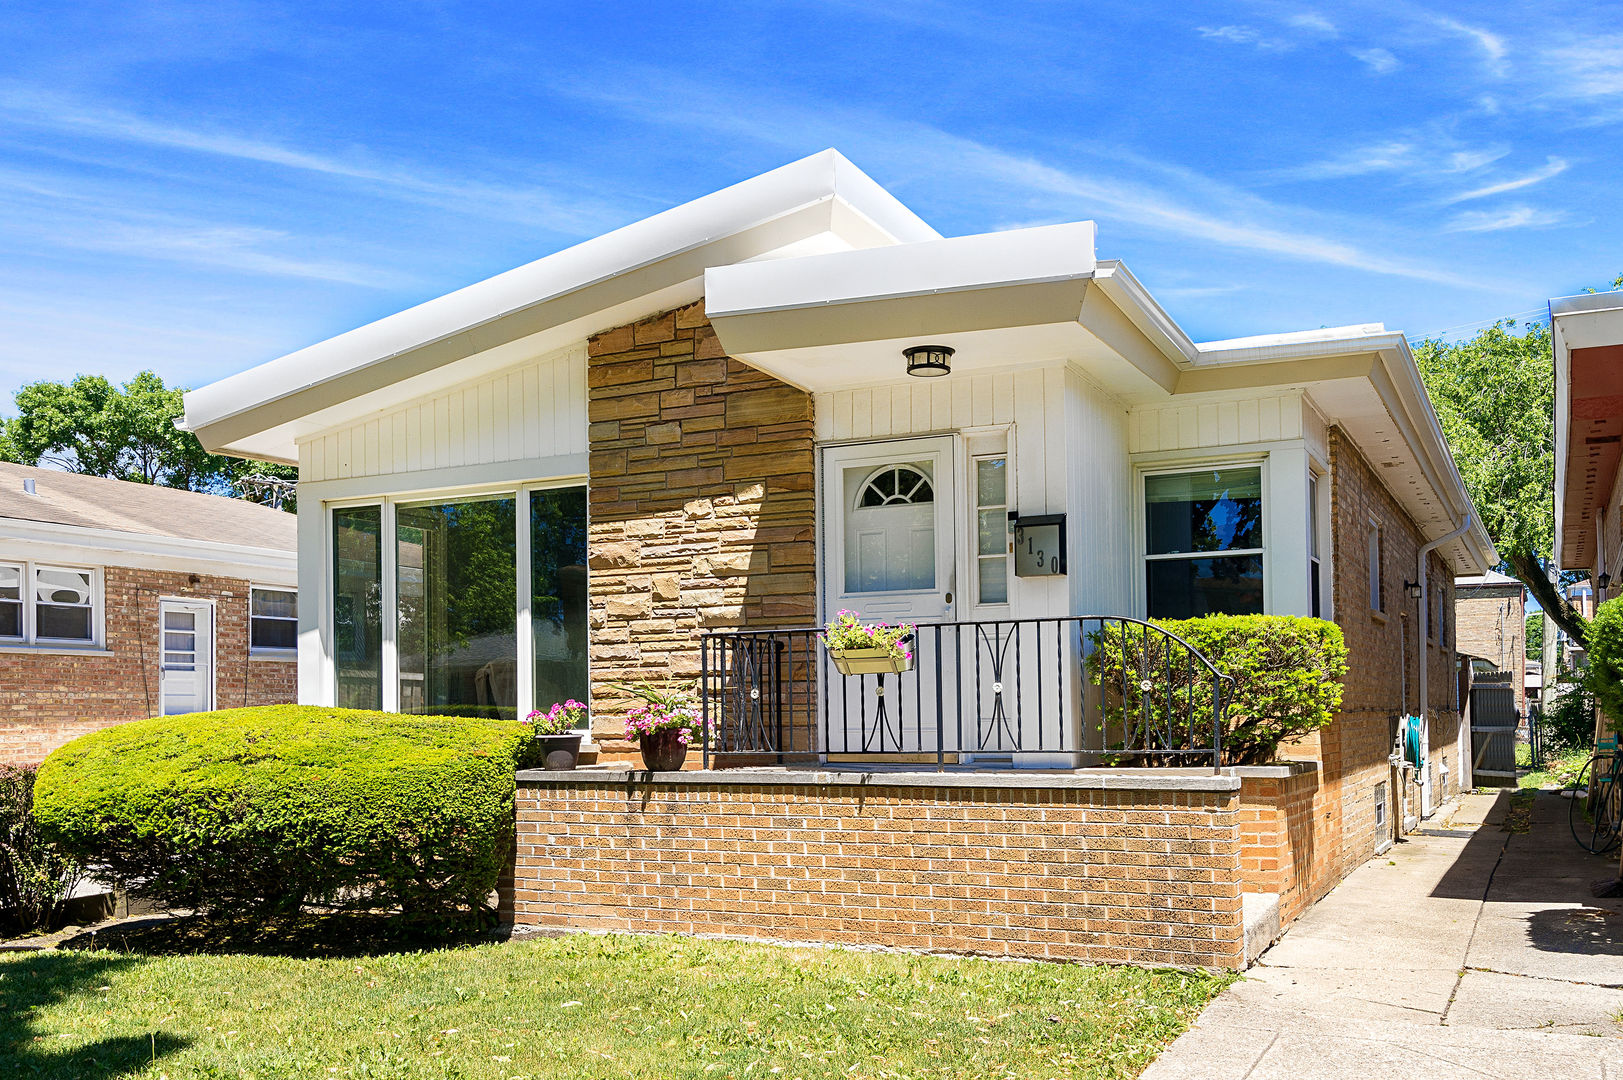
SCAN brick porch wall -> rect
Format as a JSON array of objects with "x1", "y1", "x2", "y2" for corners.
[
  {"x1": 510, "y1": 771, "x2": 1246, "y2": 969},
  {"x1": 0, "y1": 566, "x2": 296, "y2": 765},
  {"x1": 1238, "y1": 764, "x2": 1330, "y2": 927},
  {"x1": 585, "y1": 302, "x2": 817, "y2": 760},
  {"x1": 1328, "y1": 426, "x2": 1462, "y2": 866}
]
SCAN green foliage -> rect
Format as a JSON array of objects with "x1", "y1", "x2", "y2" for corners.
[
  {"x1": 32, "y1": 706, "x2": 532, "y2": 921},
  {"x1": 0, "y1": 370, "x2": 296, "y2": 510},
  {"x1": 1088, "y1": 615, "x2": 1348, "y2": 766},
  {"x1": 1584, "y1": 597, "x2": 1623, "y2": 733},
  {"x1": 0, "y1": 765, "x2": 82, "y2": 933},
  {"x1": 1539, "y1": 683, "x2": 1596, "y2": 754},
  {"x1": 1526, "y1": 612, "x2": 1545, "y2": 661}
]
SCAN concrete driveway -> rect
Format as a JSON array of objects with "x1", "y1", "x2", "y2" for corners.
[{"x1": 1146, "y1": 789, "x2": 1623, "y2": 1079}]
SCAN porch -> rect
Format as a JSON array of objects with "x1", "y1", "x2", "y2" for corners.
[{"x1": 698, "y1": 614, "x2": 1233, "y2": 771}]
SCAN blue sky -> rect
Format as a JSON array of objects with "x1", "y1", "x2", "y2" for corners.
[{"x1": 1, "y1": 1, "x2": 1620, "y2": 406}]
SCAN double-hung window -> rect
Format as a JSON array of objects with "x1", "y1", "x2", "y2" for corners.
[
  {"x1": 250, "y1": 587, "x2": 298, "y2": 653},
  {"x1": 1144, "y1": 466, "x2": 1265, "y2": 619},
  {"x1": 0, "y1": 561, "x2": 99, "y2": 646}
]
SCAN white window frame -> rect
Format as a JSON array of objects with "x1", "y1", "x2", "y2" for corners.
[
  {"x1": 249, "y1": 584, "x2": 299, "y2": 658},
  {"x1": 1308, "y1": 461, "x2": 1332, "y2": 621},
  {"x1": 970, "y1": 452, "x2": 1012, "y2": 610},
  {"x1": 1139, "y1": 458, "x2": 1268, "y2": 619},
  {"x1": 324, "y1": 478, "x2": 591, "y2": 736},
  {"x1": 0, "y1": 559, "x2": 104, "y2": 649}
]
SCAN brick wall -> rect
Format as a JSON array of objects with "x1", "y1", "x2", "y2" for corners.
[
  {"x1": 1238, "y1": 764, "x2": 1332, "y2": 927},
  {"x1": 0, "y1": 566, "x2": 296, "y2": 764},
  {"x1": 1327, "y1": 426, "x2": 1463, "y2": 861},
  {"x1": 1456, "y1": 585, "x2": 1527, "y2": 715},
  {"x1": 509, "y1": 772, "x2": 1246, "y2": 969},
  {"x1": 586, "y1": 303, "x2": 817, "y2": 759}
]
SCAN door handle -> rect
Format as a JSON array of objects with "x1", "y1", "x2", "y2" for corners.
[{"x1": 944, "y1": 591, "x2": 953, "y2": 605}]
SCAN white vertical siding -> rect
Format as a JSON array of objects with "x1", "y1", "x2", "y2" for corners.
[
  {"x1": 1128, "y1": 389, "x2": 1305, "y2": 453},
  {"x1": 295, "y1": 345, "x2": 588, "y2": 482},
  {"x1": 1066, "y1": 368, "x2": 1133, "y2": 617}
]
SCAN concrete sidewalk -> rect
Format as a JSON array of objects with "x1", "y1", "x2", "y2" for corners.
[{"x1": 1146, "y1": 789, "x2": 1623, "y2": 1079}]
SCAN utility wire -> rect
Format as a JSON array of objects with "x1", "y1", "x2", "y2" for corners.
[{"x1": 1415, "y1": 307, "x2": 1551, "y2": 341}]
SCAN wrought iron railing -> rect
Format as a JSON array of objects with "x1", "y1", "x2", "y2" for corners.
[{"x1": 699, "y1": 616, "x2": 1233, "y2": 770}]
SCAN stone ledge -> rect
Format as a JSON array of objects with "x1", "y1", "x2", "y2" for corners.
[
  {"x1": 1228, "y1": 761, "x2": 1321, "y2": 780},
  {"x1": 515, "y1": 766, "x2": 1242, "y2": 793}
]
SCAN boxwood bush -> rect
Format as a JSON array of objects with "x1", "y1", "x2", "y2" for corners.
[
  {"x1": 33, "y1": 706, "x2": 533, "y2": 921},
  {"x1": 1088, "y1": 614, "x2": 1348, "y2": 766}
]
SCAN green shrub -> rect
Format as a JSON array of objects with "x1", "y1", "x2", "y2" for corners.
[
  {"x1": 0, "y1": 764, "x2": 83, "y2": 933},
  {"x1": 1586, "y1": 597, "x2": 1623, "y2": 731},
  {"x1": 33, "y1": 706, "x2": 532, "y2": 922},
  {"x1": 1540, "y1": 682, "x2": 1596, "y2": 752},
  {"x1": 1088, "y1": 615, "x2": 1348, "y2": 766}
]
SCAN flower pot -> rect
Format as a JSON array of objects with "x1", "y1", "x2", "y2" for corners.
[
  {"x1": 829, "y1": 647, "x2": 914, "y2": 677},
  {"x1": 639, "y1": 728, "x2": 689, "y2": 772},
  {"x1": 536, "y1": 733, "x2": 583, "y2": 771}
]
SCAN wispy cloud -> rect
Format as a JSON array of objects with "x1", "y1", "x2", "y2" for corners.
[
  {"x1": 0, "y1": 86, "x2": 642, "y2": 235},
  {"x1": 1445, "y1": 205, "x2": 1567, "y2": 233},
  {"x1": 1443, "y1": 157, "x2": 1569, "y2": 204},
  {"x1": 1350, "y1": 48, "x2": 1400, "y2": 74},
  {"x1": 1286, "y1": 13, "x2": 1337, "y2": 35},
  {"x1": 1196, "y1": 25, "x2": 1292, "y2": 51},
  {"x1": 555, "y1": 74, "x2": 1495, "y2": 290},
  {"x1": 1431, "y1": 15, "x2": 1508, "y2": 76},
  {"x1": 1273, "y1": 135, "x2": 1508, "y2": 182}
]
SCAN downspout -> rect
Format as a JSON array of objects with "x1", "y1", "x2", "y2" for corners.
[{"x1": 1418, "y1": 515, "x2": 1475, "y2": 818}]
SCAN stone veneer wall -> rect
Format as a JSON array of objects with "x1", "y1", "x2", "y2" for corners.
[
  {"x1": 0, "y1": 566, "x2": 296, "y2": 764},
  {"x1": 506, "y1": 771, "x2": 1247, "y2": 969},
  {"x1": 586, "y1": 302, "x2": 817, "y2": 758}
]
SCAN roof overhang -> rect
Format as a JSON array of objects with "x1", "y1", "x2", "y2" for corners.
[
  {"x1": 1181, "y1": 327, "x2": 1498, "y2": 575},
  {"x1": 0, "y1": 516, "x2": 297, "y2": 582},
  {"x1": 1552, "y1": 290, "x2": 1623, "y2": 571},
  {"x1": 182, "y1": 150, "x2": 939, "y2": 463},
  {"x1": 705, "y1": 225, "x2": 1192, "y2": 399}
]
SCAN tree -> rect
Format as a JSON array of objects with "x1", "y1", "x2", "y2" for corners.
[
  {"x1": 0, "y1": 372, "x2": 296, "y2": 511},
  {"x1": 1415, "y1": 317, "x2": 1589, "y2": 647},
  {"x1": 1526, "y1": 612, "x2": 1544, "y2": 661}
]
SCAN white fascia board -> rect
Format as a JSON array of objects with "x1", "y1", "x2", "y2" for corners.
[
  {"x1": 1088, "y1": 261, "x2": 1198, "y2": 364},
  {"x1": 0, "y1": 517, "x2": 297, "y2": 582},
  {"x1": 1554, "y1": 308, "x2": 1572, "y2": 568},
  {"x1": 704, "y1": 221, "x2": 1096, "y2": 319},
  {"x1": 183, "y1": 150, "x2": 938, "y2": 457},
  {"x1": 1194, "y1": 324, "x2": 1394, "y2": 363}
]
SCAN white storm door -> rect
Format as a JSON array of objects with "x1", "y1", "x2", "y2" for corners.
[
  {"x1": 159, "y1": 600, "x2": 214, "y2": 716},
  {"x1": 821, "y1": 437, "x2": 956, "y2": 755}
]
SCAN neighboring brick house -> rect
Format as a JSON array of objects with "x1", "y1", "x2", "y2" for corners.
[
  {"x1": 1455, "y1": 570, "x2": 1527, "y2": 715},
  {"x1": 184, "y1": 151, "x2": 1494, "y2": 963},
  {"x1": 0, "y1": 462, "x2": 297, "y2": 764}
]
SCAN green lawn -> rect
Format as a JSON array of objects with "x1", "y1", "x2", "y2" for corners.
[
  {"x1": 1518, "y1": 743, "x2": 1590, "y2": 791},
  {"x1": 1, "y1": 929, "x2": 1232, "y2": 1080}
]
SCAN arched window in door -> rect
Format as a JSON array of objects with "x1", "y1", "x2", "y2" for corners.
[
  {"x1": 846, "y1": 463, "x2": 936, "y2": 593},
  {"x1": 856, "y1": 465, "x2": 934, "y2": 508}
]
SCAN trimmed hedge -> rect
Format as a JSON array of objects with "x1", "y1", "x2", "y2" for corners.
[
  {"x1": 1, "y1": 764, "x2": 82, "y2": 932},
  {"x1": 1088, "y1": 614, "x2": 1348, "y2": 766},
  {"x1": 33, "y1": 706, "x2": 533, "y2": 921}
]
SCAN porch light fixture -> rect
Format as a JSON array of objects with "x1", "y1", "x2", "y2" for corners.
[
  {"x1": 904, "y1": 344, "x2": 954, "y2": 378},
  {"x1": 1601, "y1": 572, "x2": 1613, "y2": 591},
  {"x1": 1404, "y1": 580, "x2": 1423, "y2": 600}
]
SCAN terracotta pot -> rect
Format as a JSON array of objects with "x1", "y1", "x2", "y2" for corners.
[
  {"x1": 829, "y1": 646, "x2": 914, "y2": 676},
  {"x1": 639, "y1": 728, "x2": 689, "y2": 772},
  {"x1": 536, "y1": 733, "x2": 583, "y2": 771}
]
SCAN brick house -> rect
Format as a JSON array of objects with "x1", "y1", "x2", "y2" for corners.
[
  {"x1": 0, "y1": 462, "x2": 297, "y2": 764},
  {"x1": 184, "y1": 152, "x2": 1494, "y2": 965},
  {"x1": 1455, "y1": 570, "x2": 1527, "y2": 714}
]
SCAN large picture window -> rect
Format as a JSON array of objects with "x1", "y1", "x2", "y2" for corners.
[
  {"x1": 328, "y1": 484, "x2": 588, "y2": 725},
  {"x1": 0, "y1": 561, "x2": 99, "y2": 646},
  {"x1": 1144, "y1": 467, "x2": 1264, "y2": 619}
]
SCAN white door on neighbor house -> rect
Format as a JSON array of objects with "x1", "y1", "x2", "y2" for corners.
[
  {"x1": 821, "y1": 437, "x2": 957, "y2": 755},
  {"x1": 159, "y1": 600, "x2": 214, "y2": 715}
]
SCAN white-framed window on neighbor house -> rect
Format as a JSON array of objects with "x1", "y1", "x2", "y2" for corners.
[
  {"x1": 0, "y1": 561, "x2": 101, "y2": 647},
  {"x1": 1308, "y1": 471, "x2": 1324, "y2": 619},
  {"x1": 250, "y1": 586, "x2": 298, "y2": 654},
  {"x1": 973, "y1": 455, "x2": 1010, "y2": 606},
  {"x1": 1144, "y1": 465, "x2": 1265, "y2": 619}
]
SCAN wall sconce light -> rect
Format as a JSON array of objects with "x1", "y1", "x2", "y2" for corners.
[
  {"x1": 1601, "y1": 572, "x2": 1612, "y2": 591},
  {"x1": 904, "y1": 344, "x2": 953, "y2": 378},
  {"x1": 1404, "y1": 580, "x2": 1423, "y2": 600}
]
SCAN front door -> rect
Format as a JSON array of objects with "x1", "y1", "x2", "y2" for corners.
[
  {"x1": 821, "y1": 437, "x2": 956, "y2": 755},
  {"x1": 159, "y1": 600, "x2": 214, "y2": 715}
]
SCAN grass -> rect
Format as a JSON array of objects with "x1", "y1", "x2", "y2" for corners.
[
  {"x1": 0, "y1": 925, "x2": 1233, "y2": 1080},
  {"x1": 1518, "y1": 743, "x2": 1591, "y2": 791}
]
